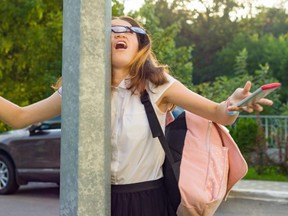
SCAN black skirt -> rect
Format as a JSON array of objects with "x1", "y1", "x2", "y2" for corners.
[{"x1": 111, "y1": 178, "x2": 176, "y2": 216}]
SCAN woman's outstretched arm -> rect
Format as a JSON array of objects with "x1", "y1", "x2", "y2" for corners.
[
  {"x1": 160, "y1": 80, "x2": 273, "y2": 126},
  {"x1": 0, "y1": 91, "x2": 61, "y2": 128}
]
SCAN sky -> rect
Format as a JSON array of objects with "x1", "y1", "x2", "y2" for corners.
[{"x1": 122, "y1": 0, "x2": 288, "y2": 14}]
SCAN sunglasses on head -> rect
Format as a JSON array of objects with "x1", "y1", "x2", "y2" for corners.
[{"x1": 111, "y1": 25, "x2": 146, "y2": 35}]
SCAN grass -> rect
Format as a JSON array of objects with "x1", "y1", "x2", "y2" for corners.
[{"x1": 244, "y1": 166, "x2": 288, "y2": 182}]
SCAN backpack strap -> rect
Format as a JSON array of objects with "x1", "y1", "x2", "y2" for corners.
[
  {"x1": 140, "y1": 90, "x2": 178, "y2": 179},
  {"x1": 139, "y1": 90, "x2": 161, "y2": 138}
]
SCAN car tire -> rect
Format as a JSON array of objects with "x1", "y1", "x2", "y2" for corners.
[{"x1": 0, "y1": 154, "x2": 19, "y2": 195}]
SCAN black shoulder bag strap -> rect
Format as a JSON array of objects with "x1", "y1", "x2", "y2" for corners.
[{"x1": 140, "y1": 89, "x2": 178, "y2": 179}]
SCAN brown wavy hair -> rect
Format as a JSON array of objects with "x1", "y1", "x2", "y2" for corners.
[
  {"x1": 51, "y1": 77, "x2": 62, "y2": 90},
  {"x1": 112, "y1": 16, "x2": 169, "y2": 94}
]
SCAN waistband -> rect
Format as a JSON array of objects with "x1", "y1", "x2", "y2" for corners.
[{"x1": 111, "y1": 178, "x2": 164, "y2": 193}]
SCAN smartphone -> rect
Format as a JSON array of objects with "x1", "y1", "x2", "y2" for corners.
[{"x1": 236, "y1": 83, "x2": 281, "y2": 107}]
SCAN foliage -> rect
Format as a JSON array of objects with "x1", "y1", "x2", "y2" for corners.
[
  {"x1": 1, "y1": 0, "x2": 288, "y2": 131},
  {"x1": 0, "y1": 0, "x2": 62, "y2": 103},
  {"x1": 194, "y1": 49, "x2": 253, "y2": 102},
  {"x1": 120, "y1": 0, "x2": 288, "y2": 108},
  {"x1": 240, "y1": 7, "x2": 288, "y2": 37},
  {"x1": 192, "y1": 48, "x2": 252, "y2": 102},
  {"x1": 244, "y1": 166, "x2": 288, "y2": 182},
  {"x1": 121, "y1": 1, "x2": 288, "y2": 107},
  {"x1": 150, "y1": 0, "x2": 244, "y2": 83},
  {"x1": 213, "y1": 7, "x2": 288, "y2": 102},
  {"x1": 228, "y1": 118, "x2": 258, "y2": 155},
  {"x1": 216, "y1": 32, "x2": 288, "y2": 103},
  {"x1": 280, "y1": 103, "x2": 288, "y2": 115},
  {"x1": 193, "y1": 47, "x2": 282, "y2": 115},
  {"x1": 127, "y1": 0, "x2": 194, "y2": 88},
  {"x1": 229, "y1": 114, "x2": 288, "y2": 177},
  {"x1": 112, "y1": 0, "x2": 124, "y2": 17},
  {"x1": 0, "y1": 0, "x2": 62, "y2": 131}
]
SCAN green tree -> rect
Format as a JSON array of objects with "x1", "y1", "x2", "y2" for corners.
[
  {"x1": 240, "y1": 7, "x2": 288, "y2": 37},
  {"x1": 0, "y1": 0, "x2": 62, "y2": 131},
  {"x1": 214, "y1": 7, "x2": 288, "y2": 103},
  {"x1": 166, "y1": 0, "x2": 242, "y2": 84},
  {"x1": 128, "y1": 0, "x2": 193, "y2": 88},
  {"x1": 0, "y1": 0, "x2": 62, "y2": 104},
  {"x1": 193, "y1": 48, "x2": 253, "y2": 102},
  {"x1": 216, "y1": 32, "x2": 288, "y2": 103},
  {"x1": 193, "y1": 48, "x2": 281, "y2": 115},
  {"x1": 229, "y1": 118, "x2": 259, "y2": 160},
  {"x1": 112, "y1": 0, "x2": 125, "y2": 17},
  {"x1": 141, "y1": 1, "x2": 288, "y2": 89}
]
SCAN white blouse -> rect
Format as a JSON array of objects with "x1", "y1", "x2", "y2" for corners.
[
  {"x1": 111, "y1": 74, "x2": 176, "y2": 184},
  {"x1": 57, "y1": 87, "x2": 62, "y2": 96}
]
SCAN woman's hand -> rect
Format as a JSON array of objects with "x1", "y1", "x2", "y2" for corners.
[{"x1": 227, "y1": 81, "x2": 273, "y2": 113}]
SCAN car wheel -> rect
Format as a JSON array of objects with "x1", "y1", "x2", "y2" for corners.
[{"x1": 0, "y1": 154, "x2": 19, "y2": 195}]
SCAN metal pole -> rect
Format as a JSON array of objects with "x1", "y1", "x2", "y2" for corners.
[{"x1": 60, "y1": 0, "x2": 111, "y2": 215}]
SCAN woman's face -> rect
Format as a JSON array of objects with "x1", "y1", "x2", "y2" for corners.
[{"x1": 111, "y1": 19, "x2": 139, "y2": 70}]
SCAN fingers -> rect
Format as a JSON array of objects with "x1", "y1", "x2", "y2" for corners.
[
  {"x1": 227, "y1": 105, "x2": 250, "y2": 113},
  {"x1": 227, "y1": 101, "x2": 270, "y2": 114},
  {"x1": 242, "y1": 81, "x2": 251, "y2": 96},
  {"x1": 227, "y1": 81, "x2": 274, "y2": 114},
  {"x1": 258, "y1": 98, "x2": 273, "y2": 106},
  {"x1": 249, "y1": 104, "x2": 263, "y2": 112},
  {"x1": 227, "y1": 105, "x2": 253, "y2": 114}
]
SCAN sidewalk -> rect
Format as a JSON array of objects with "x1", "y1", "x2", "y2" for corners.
[{"x1": 229, "y1": 180, "x2": 288, "y2": 203}]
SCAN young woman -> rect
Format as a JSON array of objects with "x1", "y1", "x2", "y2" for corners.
[
  {"x1": 0, "y1": 16, "x2": 272, "y2": 216},
  {"x1": 110, "y1": 16, "x2": 272, "y2": 216}
]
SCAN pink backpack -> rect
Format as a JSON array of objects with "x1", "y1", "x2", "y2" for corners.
[{"x1": 141, "y1": 91, "x2": 248, "y2": 216}]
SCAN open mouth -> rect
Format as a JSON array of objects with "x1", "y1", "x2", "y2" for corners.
[{"x1": 115, "y1": 41, "x2": 127, "y2": 49}]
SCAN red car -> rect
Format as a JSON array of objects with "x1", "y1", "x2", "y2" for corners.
[{"x1": 0, "y1": 117, "x2": 61, "y2": 194}]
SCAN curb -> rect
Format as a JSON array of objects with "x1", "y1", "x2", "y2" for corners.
[{"x1": 229, "y1": 189, "x2": 288, "y2": 203}]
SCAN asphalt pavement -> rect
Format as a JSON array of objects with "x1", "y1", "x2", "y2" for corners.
[
  {"x1": 216, "y1": 179, "x2": 288, "y2": 215},
  {"x1": 0, "y1": 180, "x2": 288, "y2": 215},
  {"x1": 0, "y1": 183, "x2": 59, "y2": 216}
]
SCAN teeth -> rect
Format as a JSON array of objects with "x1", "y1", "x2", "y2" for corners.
[{"x1": 116, "y1": 41, "x2": 127, "y2": 49}]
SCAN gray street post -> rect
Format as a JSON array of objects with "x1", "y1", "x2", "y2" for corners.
[{"x1": 60, "y1": 0, "x2": 111, "y2": 215}]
